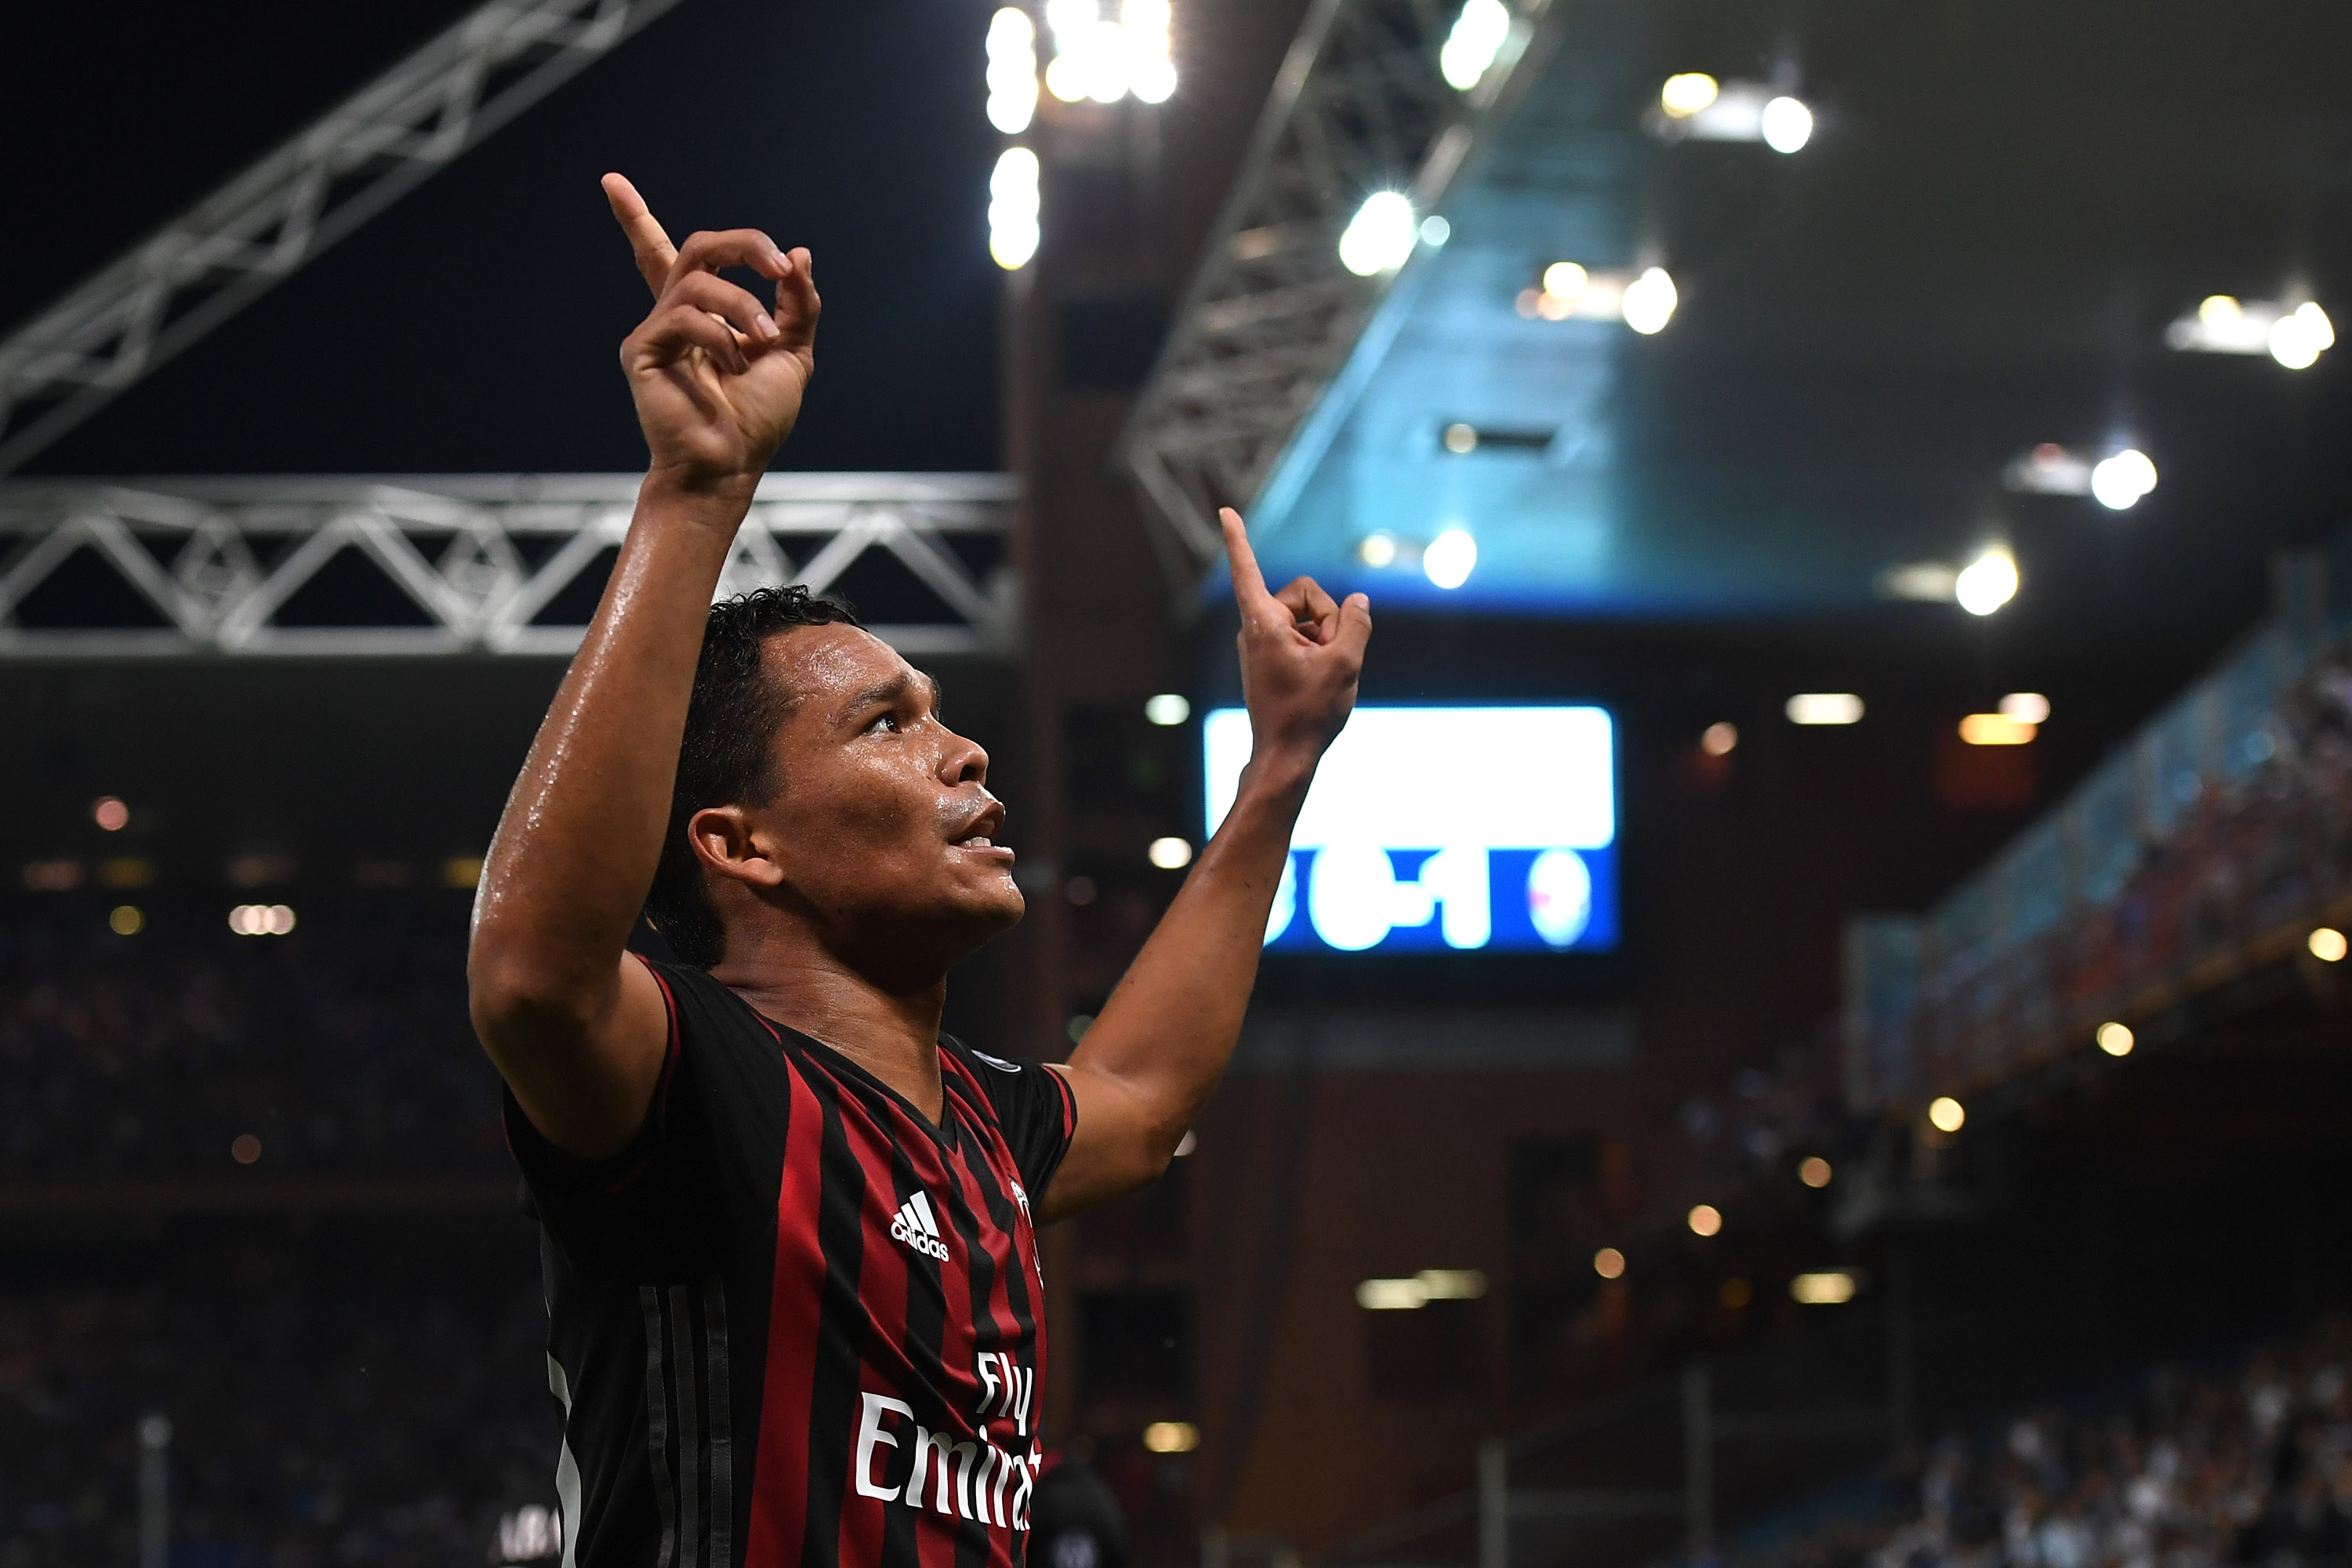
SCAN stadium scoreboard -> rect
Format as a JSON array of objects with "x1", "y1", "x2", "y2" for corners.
[{"x1": 1202, "y1": 705, "x2": 1619, "y2": 956}]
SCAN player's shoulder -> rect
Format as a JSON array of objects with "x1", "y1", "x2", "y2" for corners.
[{"x1": 636, "y1": 956, "x2": 788, "y2": 1060}]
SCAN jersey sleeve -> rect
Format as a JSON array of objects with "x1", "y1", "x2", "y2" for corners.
[
  {"x1": 499, "y1": 956, "x2": 729, "y2": 1279},
  {"x1": 952, "y1": 1040, "x2": 1078, "y2": 1196}
]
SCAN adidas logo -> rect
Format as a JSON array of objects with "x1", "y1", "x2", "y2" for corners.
[{"x1": 889, "y1": 1191, "x2": 951, "y2": 1261}]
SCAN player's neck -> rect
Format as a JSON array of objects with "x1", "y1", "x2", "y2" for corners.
[{"x1": 713, "y1": 949, "x2": 950, "y2": 1123}]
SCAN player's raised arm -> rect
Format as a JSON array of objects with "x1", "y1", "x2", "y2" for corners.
[
  {"x1": 1039, "y1": 508, "x2": 1370, "y2": 1221},
  {"x1": 467, "y1": 176, "x2": 819, "y2": 1159}
]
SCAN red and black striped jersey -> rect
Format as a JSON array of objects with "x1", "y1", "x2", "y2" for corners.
[{"x1": 505, "y1": 956, "x2": 1076, "y2": 1568}]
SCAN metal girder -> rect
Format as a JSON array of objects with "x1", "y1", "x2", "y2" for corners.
[
  {"x1": 0, "y1": 474, "x2": 1020, "y2": 659},
  {"x1": 1118, "y1": 0, "x2": 1557, "y2": 583},
  {"x1": 0, "y1": 0, "x2": 687, "y2": 476}
]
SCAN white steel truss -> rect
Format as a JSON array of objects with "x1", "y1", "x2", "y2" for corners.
[
  {"x1": 0, "y1": 474, "x2": 1019, "y2": 659},
  {"x1": 1118, "y1": 0, "x2": 1557, "y2": 584},
  {"x1": 0, "y1": 0, "x2": 687, "y2": 477}
]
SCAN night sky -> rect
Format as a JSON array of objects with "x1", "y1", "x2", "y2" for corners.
[{"x1": 0, "y1": 0, "x2": 1007, "y2": 475}]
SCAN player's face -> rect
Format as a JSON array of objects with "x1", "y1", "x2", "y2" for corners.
[{"x1": 756, "y1": 624, "x2": 1025, "y2": 962}]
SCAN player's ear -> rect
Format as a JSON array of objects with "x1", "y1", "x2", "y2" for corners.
[{"x1": 688, "y1": 804, "x2": 786, "y2": 891}]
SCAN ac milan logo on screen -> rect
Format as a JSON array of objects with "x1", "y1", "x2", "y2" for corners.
[{"x1": 890, "y1": 1191, "x2": 951, "y2": 1260}]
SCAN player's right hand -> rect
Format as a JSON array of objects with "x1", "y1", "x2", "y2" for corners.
[
  {"x1": 604, "y1": 173, "x2": 819, "y2": 497},
  {"x1": 1223, "y1": 506, "x2": 1370, "y2": 784}
]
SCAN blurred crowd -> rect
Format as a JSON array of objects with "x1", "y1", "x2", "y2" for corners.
[
  {"x1": 0, "y1": 897, "x2": 505, "y2": 1181},
  {"x1": 1757, "y1": 1322, "x2": 2352, "y2": 1568},
  {"x1": 0, "y1": 1234, "x2": 555, "y2": 1568},
  {"x1": 1905, "y1": 644, "x2": 2352, "y2": 1095}
]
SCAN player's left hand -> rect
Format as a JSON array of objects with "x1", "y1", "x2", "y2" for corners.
[{"x1": 1222, "y1": 506, "x2": 1370, "y2": 781}]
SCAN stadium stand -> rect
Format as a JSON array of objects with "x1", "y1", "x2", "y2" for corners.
[
  {"x1": 0, "y1": 896, "x2": 501, "y2": 1182},
  {"x1": 1847, "y1": 553, "x2": 2352, "y2": 1112},
  {"x1": 1743, "y1": 1319, "x2": 2352, "y2": 1568}
]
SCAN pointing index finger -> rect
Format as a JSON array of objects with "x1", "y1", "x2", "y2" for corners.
[
  {"x1": 602, "y1": 172, "x2": 677, "y2": 297},
  {"x1": 1221, "y1": 507, "x2": 1269, "y2": 604}
]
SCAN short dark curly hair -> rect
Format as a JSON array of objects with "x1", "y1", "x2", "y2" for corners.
[{"x1": 643, "y1": 585, "x2": 863, "y2": 968}]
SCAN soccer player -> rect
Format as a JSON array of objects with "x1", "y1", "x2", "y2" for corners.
[{"x1": 466, "y1": 176, "x2": 1371, "y2": 1568}]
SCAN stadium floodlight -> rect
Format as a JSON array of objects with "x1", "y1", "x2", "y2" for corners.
[
  {"x1": 1789, "y1": 1271, "x2": 1857, "y2": 1305},
  {"x1": 1653, "y1": 79, "x2": 1811, "y2": 150},
  {"x1": 1786, "y1": 693, "x2": 1864, "y2": 725},
  {"x1": 1123, "y1": 0, "x2": 1177, "y2": 103},
  {"x1": 1954, "y1": 549, "x2": 2019, "y2": 615},
  {"x1": 2089, "y1": 448, "x2": 2158, "y2": 510},
  {"x1": 1338, "y1": 191, "x2": 1419, "y2": 276},
  {"x1": 985, "y1": 9, "x2": 1040, "y2": 133},
  {"x1": 2270, "y1": 301, "x2": 2335, "y2": 368},
  {"x1": 1958, "y1": 713, "x2": 2034, "y2": 746},
  {"x1": 1999, "y1": 692, "x2": 2051, "y2": 724},
  {"x1": 1620, "y1": 267, "x2": 1679, "y2": 334},
  {"x1": 1660, "y1": 74, "x2": 1719, "y2": 117},
  {"x1": 2165, "y1": 295, "x2": 2333, "y2": 368},
  {"x1": 1422, "y1": 527, "x2": 1477, "y2": 589},
  {"x1": 1440, "y1": 0, "x2": 1512, "y2": 90},
  {"x1": 989, "y1": 147, "x2": 1042, "y2": 270},
  {"x1": 1760, "y1": 96, "x2": 1813, "y2": 153}
]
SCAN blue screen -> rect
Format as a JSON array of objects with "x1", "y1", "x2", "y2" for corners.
[{"x1": 1202, "y1": 706, "x2": 1619, "y2": 955}]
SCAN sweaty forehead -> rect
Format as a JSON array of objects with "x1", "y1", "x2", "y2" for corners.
[{"x1": 759, "y1": 622, "x2": 924, "y2": 716}]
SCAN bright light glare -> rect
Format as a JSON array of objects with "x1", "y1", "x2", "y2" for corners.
[
  {"x1": 1790, "y1": 1271, "x2": 1857, "y2": 1305},
  {"x1": 228, "y1": 903, "x2": 297, "y2": 936},
  {"x1": 1661, "y1": 73, "x2": 1720, "y2": 117},
  {"x1": 1958, "y1": 713, "x2": 2035, "y2": 746},
  {"x1": 1542, "y1": 261, "x2": 1588, "y2": 300},
  {"x1": 1955, "y1": 550, "x2": 2019, "y2": 615},
  {"x1": 1760, "y1": 96, "x2": 1813, "y2": 153},
  {"x1": 985, "y1": 9, "x2": 1040, "y2": 133},
  {"x1": 1786, "y1": 693, "x2": 1864, "y2": 726},
  {"x1": 1688, "y1": 1203, "x2": 1722, "y2": 1237},
  {"x1": 1700, "y1": 721, "x2": 1738, "y2": 757},
  {"x1": 1145, "y1": 693, "x2": 1191, "y2": 726},
  {"x1": 1621, "y1": 267, "x2": 1678, "y2": 334},
  {"x1": 1928, "y1": 1096, "x2": 1965, "y2": 1133},
  {"x1": 2089, "y1": 449, "x2": 2158, "y2": 510},
  {"x1": 109, "y1": 904, "x2": 143, "y2": 936},
  {"x1": 1443, "y1": 422, "x2": 1479, "y2": 453},
  {"x1": 1356, "y1": 1277, "x2": 1428, "y2": 1309},
  {"x1": 1338, "y1": 191, "x2": 1418, "y2": 276},
  {"x1": 989, "y1": 147, "x2": 1041, "y2": 270},
  {"x1": 1142, "y1": 1421, "x2": 1200, "y2": 1454},
  {"x1": 1358, "y1": 532, "x2": 1399, "y2": 567},
  {"x1": 93, "y1": 797, "x2": 129, "y2": 831},
  {"x1": 1423, "y1": 528, "x2": 1477, "y2": 588},
  {"x1": 2310, "y1": 927, "x2": 2349, "y2": 963},
  {"x1": 2270, "y1": 301, "x2": 2335, "y2": 368},
  {"x1": 1798, "y1": 1156, "x2": 1832, "y2": 1188},
  {"x1": 1149, "y1": 836, "x2": 1195, "y2": 869},
  {"x1": 1439, "y1": 0, "x2": 1512, "y2": 90},
  {"x1": 1419, "y1": 216, "x2": 1450, "y2": 246},
  {"x1": 1123, "y1": 0, "x2": 1177, "y2": 103},
  {"x1": 2201, "y1": 295, "x2": 2242, "y2": 327},
  {"x1": 1999, "y1": 692, "x2": 2052, "y2": 724},
  {"x1": 1356, "y1": 1269, "x2": 1488, "y2": 1310},
  {"x1": 2096, "y1": 1021, "x2": 2135, "y2": 1057},
  {"x1": 1593, "y1": 1247, "x2": 1626, "y2": 1279}
]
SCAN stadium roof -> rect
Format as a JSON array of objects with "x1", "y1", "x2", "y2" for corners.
[{"x1": 1129, "y1": 0, "x2": 2352, "y2": 631}]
